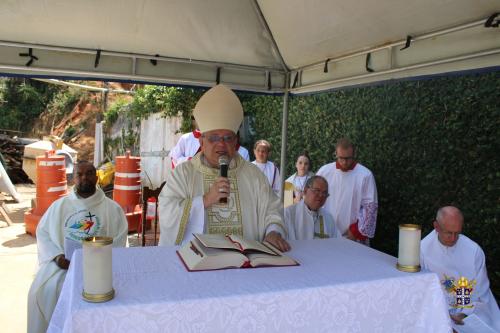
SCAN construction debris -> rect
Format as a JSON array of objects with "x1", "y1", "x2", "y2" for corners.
[{"x1": 0, "y1": 134, "x2": 34, "y2": 184}]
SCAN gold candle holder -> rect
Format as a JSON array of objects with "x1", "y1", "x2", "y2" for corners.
[
  {"x1": 82, "y1": 236, "x2": 114, "y2": 303},
  {"x1": 396, "y1": 224, "x2": 421, "y2": 273}
]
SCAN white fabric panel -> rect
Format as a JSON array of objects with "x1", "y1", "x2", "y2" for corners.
[
  {"x1": 140, "y1": 113, "x2": 182, "y2": 189},
  {"x1": 48, "y1": 238, "x2": 451, "y2": 332},
  {"x1": 258, "y1": 0, "x2": 500, "y2": 68},
  {"x1": 0, "y1": 0, "x2": 281, "y2": 69},
  {"x1": 0, "y1": 0, "x2": 498, "y2": 92}
]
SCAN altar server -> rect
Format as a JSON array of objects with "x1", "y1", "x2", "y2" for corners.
[
  {"x1": 316, "y1": 138, "x2": 377, "y2": 244},
  {"x1": 252, "y1": 139, "x2": 281, "y2": 196}
]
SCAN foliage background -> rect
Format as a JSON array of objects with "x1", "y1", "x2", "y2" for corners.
[{"x1": 242, "y1": 71, "x2": 500, "y2": 299}]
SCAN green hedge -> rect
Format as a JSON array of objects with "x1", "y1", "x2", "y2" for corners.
[{"x1": 242, "y1": 72, "x2": 500, "y2": 298}]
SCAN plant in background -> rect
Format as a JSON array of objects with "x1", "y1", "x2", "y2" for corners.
[{"x1": 131, "y1": 86, "x2": 203, "y2": 133}]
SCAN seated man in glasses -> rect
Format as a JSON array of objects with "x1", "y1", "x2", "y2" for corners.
[
  {"x1": 284, "y1": 175, "x2": 341, "y2": 240},
  {"x1": 158, "y1": 85, "x2": 290, "y2": 251},
  {"x1": 316, "y1": 138, "x2": 378, "y2": 245}
]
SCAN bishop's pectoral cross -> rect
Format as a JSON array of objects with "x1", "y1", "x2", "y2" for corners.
[{"x1": 314, "y1": 216, "x2": 329, "y2": 239}]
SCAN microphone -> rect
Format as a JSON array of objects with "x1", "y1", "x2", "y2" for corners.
[{"x1": 218, "y1": 155, "x2": 229, "y2": 203}]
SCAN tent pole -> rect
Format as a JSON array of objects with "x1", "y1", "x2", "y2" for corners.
[{"x1": 279, "y1": 73, "x2": 290, "y2": 202}]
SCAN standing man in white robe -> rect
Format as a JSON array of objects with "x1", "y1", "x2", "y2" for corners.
[
  {"x1": 284, "y1": 175, "x2": 341, "y2": 240},
  {"x1": 158, "y1": 84, "x2": 289, "y2": 252},
  {"x1": 316, "y1": 138, "x2": 377, "y2": 244},
  {"x1": 27, "y1": 161, "x2": 128, "y2": 333},
  {"x1": 170, "y1": 117, "x2": 250, "y2": 168},
  {"x1": 420, "y1": 206, "x2": 500, "y2": 331}
]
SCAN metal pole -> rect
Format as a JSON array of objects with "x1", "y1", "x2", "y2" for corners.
[{"x1": 279, "y1": 73, "x2": 290, "y2": 201}]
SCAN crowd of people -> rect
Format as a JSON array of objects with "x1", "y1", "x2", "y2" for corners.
[{"x1": 27, "y1": 84, "x2": 499, "y2": 332}]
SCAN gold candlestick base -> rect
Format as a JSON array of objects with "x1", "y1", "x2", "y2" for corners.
[
  {"x1": 82, "y1": 288, "x2": 115, "y2": 303},
  {"x1": 396, "y1": 263, "x2": 421, "y2": 273}
]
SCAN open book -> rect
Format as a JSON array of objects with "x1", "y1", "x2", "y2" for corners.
[{"x1": 177, "y1": 233, "x2": 299, "y2": 271}]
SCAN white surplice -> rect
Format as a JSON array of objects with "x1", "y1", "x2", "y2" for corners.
[
  {"x1": 252, "y1": 160, "x2": 281, "y2": 196},
  {"x1": 316, "y1": 162, "x2": 378, "y2": 238},
  {"x1": 285, "y1": 172, "x2": 314, "y2": 200},
  {"x1": 284, "y1": 200, "x2": 341, "y2": 240},
  {"x1": 27, "y1": 188, "x2": 128, "y2": 333},
  {"x1": 170, "y1": 132, "x2": 250, "y2": 168},
  {"x1": 169, "y1": 132, "x2": 202, "y2": 167},
  {"x1": 421, "y1": 230, "x2": 500, "y2": 331},
  {"x1": 158, "y1": 153, "x2": 285, "y2": 246}
]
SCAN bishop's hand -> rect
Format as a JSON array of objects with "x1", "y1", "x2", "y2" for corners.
[
  {"x1": 264, "y1": 231, "x2": 291, "y2": 252},
  {"x1": 203, "y1": 177, "x2": 230, "y2": 208}
]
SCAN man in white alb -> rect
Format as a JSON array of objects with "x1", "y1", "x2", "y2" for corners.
[
  {"x1": 170, "y1": 117, "x2": 249, "y2": 168},
  {"x1": 27, "y1": 161, "x2": 128, "y2": 333},
  {"x1": 420, "y1": 206, "x2": 500, "y2": 331},
  {"x1": 158, "y1": 84, "x2": 289, "y2": 252},
  {"x1": 284, "y1": 175, "x2": 341, "y2": 240},
  {"x1": 316, "y1": 138, "x2": 377, "y2": 244}
]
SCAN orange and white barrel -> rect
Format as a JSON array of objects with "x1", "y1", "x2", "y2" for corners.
[
  {"x1": 25, "y1": 151, "x2": 68, "y2": 235},
  {"x1": 113, "y1": 152, "x2": 142, "y2": 232}
]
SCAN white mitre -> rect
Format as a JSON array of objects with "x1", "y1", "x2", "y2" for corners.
[{"x1": 193, "y1": 84, "x2": 243, "y2": 133}]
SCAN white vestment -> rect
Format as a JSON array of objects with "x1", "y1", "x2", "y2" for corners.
[
  {"x1": 316, "y1": 162, "x2": 378, "y2": 238},
  {"x1": 27, "y1": 188, "x2": 128, "y2": 333},
  {"x1": 158, "y1": 153, "x2": 285, "y2": 246},
  {"x1": 285, "y1": 172, "x2": 314, "y2": 200},
  {"x1": 421, "y1": 230, "x2": 500, "y2": 331},
  {"x1": 252, "y1": 160, "x2": 281, "y2": 196},
  {"x1": 170, "y1": 132, "x2": 249, "y2": 168},
  {"x1": 284, "y1": 200, "x2": 341, "y2": 240}
]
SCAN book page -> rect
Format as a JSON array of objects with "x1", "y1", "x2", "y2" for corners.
[
  {"x1": 246, "y1": 252, "x2": 298, "y2": 268},
  {"x1": 177, "y1": 238, "x2": 247, "y2": 271},
  {"x1": 453, "y1": 314, "x2": 496, "y2": 333},
  {"x1": 194, "y1": 234, "x2": 239, "y2": 251},
  {"x1": 226, "y1": 235, "x2": 277, "y2": 255}
]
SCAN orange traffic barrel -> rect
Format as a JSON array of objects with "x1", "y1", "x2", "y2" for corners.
[
  {"x1": 113, "y1": 151, "x2": 142, "y2": 232},
  {"x1": 25, "y1": 151, "x2": 68, "y2": 235}
]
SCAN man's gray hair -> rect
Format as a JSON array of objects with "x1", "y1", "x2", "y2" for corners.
[{"x1": 305, "y1": 175, "x2": 328, "y2": 189}]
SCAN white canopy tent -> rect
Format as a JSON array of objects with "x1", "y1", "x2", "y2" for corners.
[{"x1": 1, "y1": 0, "x2": 499, "y2": 189}]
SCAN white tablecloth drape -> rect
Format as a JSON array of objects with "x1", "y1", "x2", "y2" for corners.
[{"x1": 48, "y1": 238, "x2": 451, "y2": 333}]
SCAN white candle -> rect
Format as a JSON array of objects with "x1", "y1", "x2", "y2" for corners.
[
  {"x1": 397, "y1": 224, "x2": 421, "y2": 272},
  {"x1": 82, "y1": 236, "x2": 114, "y2": 302}
]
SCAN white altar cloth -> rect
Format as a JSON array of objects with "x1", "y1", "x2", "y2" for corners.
[{"x1": 48, "y1": 238, "x2": 451, "y2": 333}]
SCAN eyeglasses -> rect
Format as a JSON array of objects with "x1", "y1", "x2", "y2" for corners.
[
  {"x1": 202, "y1": 134, "x2": 236, "y2": 143},
  {"x1": 308, "y1": 187, "x2": 329, "y2": 197},
  {"x1": 335, "y1": 156, "x2": 354, "y2": 162}
]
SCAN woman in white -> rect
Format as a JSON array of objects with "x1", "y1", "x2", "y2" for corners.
[
  {"x1": 286, "y1": 152, "x2": 314, "y2": 203},
  {"x1": 252, "y1": 139, "x2": 281, "y2": 196}
]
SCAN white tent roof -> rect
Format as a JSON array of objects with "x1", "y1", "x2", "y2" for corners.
[{"x1": 0, "y1": 0, "x2": 499, "y2": 94}]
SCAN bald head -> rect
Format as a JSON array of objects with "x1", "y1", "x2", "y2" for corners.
[{"x1": 434, "y1": 206, "x2": 463, "y2": 247}]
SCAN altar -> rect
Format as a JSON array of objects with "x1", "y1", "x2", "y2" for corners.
[{"x1": 48, "y1": 238, "x2": 451, "y2": 332}]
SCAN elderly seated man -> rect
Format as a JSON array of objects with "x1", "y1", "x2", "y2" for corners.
[
  {"x1": 284, "y1": 175, "x2": 341, "y2": 240},
  {"x1": 420, "y1": 206, "x2": 500, "y2": 331}
]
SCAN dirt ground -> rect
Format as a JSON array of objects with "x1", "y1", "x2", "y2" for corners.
[{"x1": 0, "y1": 184, "x2": 37, "y2": 333}]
